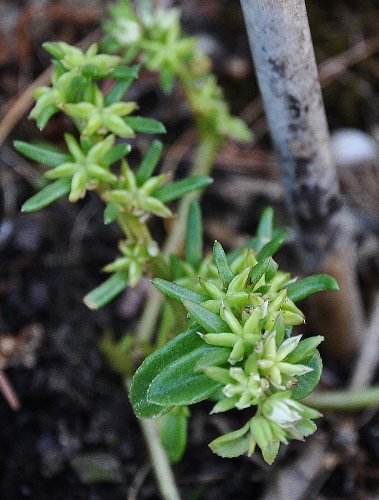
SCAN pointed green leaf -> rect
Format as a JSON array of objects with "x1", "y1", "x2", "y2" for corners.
[
  {"x1": 287, "y1": 274, "x2": 339, "y2": 302},
  {"x1": 154, "y1": 176, "x2": 213, "y2": 203},
  {"x1": 130, "y1": 328, "x2": 203, "y2": 419},
  {"x1": 104, "y1": 202, "x2": 120, "y2": 225},
  {"x1": 42, "y1": 41, "x2": 65, "y2": 59},
  {"x1": 103, "y1": 143, "x2": 131, "y2": 168},
  {"x1": 36, "y1": 104, "x2": 60, "y2": 130},
  {"x1": 83, "y1": 272, "x2": 128, "y2": 310},
  {"x1": 159, "y1": 66, "x2": 176, "y2": 93},
  {"x1": 105, "y1": 79, "x2": 134, "y2": 106},
  {"x1": 213, "y1": 241, "x2": 233, "y2": 287},
  {"x1": 66, "y1": 75, "x2": 87, "y2": 103},
  {"x1": 182, "y1": 299, "x2": 230, "y2": 333},
  {"x1": 107, "y1": 64, "x2": 140, "y2": 81},
  {"x1": 147, "y1": 345, "x2": 223, "y2": 406},
  {"x1": 290, "y1": 350, "x2": 323, "y2": 401},
  {"x1": 158, "y1": 406, "x2": 189, "y2": 463},
  {"x1": 169, "y1": 253, "x2": 183, "y2": 281},
  {"x1": 255, "y1": 207, "x2": 274, "y2": 251},
  {"x1": 209, "y1": 421, "x2": 251, "y2": 458},
  {"x1": 124, "y1": 116, "x2": 166, "y2": 134},
  {"x1": 248, "y1": 258, "x2": 270, "y2": 289},
  {"x1": 194, "y1": 347, "x2": 231, "y2": 372},
  {"x1": 135, "y1": 140, "x2": 163, "y2": 185},
  {"x1": 256, "y1": 228, "x2": 288, "y2": 261},
  {"x1": 152, "y1": 278, "x2": 208, "y2": 303},
  {"x1": 14, "y1": 140, "x2": 72, "y2": 167},
  {"x1": 285, "y1": 336, "x2": 324, "y2": 364},
  {"x1": 21, "y1": 178, "x2": 71, "y2": 212},
  {"x1": 185, "y1": 201, "x2": 203, "y2": 269}
]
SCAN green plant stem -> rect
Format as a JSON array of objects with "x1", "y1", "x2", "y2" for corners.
[
  {"x1": 135, "y1": 136, "x2": 218, "y2": 344},
  {"x1": 117, "y1": 213, "x2": 152, "y2": 242},
  {"x1": 139, "y1": 418, "x2": 181, "y2": 500},
  {"x1": 303, "y1": 386, "x2": 379, "y2": 411}
]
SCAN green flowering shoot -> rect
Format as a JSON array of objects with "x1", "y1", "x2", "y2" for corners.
[
  {"x1": 130, "y1": 208, "x2": 339, "y2": 464},
  {"x1": 103, "y1": 0, "x2": 251, "y2": 143},
  {"x1": 16, "y1": 38, "x2": 212, "y2": 299},
  {"x1": 44, "y1": 133, "x2": 118, "y2": 202}
]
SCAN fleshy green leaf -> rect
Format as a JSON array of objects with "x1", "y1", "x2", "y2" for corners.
[
  {"x1": 42, "y1": 41, "x2": 65, "y2": 59},
  {"x1": 194, "y1": 347, "x2": 231, "y2": 372},
  {"x1": 209, "y1": 421, "x2": 251, "y2": 458},
  {"x1": 105, "y1": 78, "x2": 135, "y2": 106},
  {"x1": 213, "y1": 241, "x2": 233, "y2": 287},
  {"x1": 130, "y1": 329, "x2": 203, "y2": 419},
  {"x1": 124, "y1": 116, "x2": 166, "y2": 134},
  {"x1": 152, "y1": 278, "x2": 208, "y2": 304},
  {"x1": 36, "y1": 104, "x2": 60, "y2": 130},
  {"x1": 287, "y1": 274, "x2": 339, "y2": 302},
  {"x1": 285, "y1": 336, "x2": 324, "y2": 364},
  {"x1": 158, "y1": 406, "x2": 189, "y2": 463},
  {"x1": 107, "y1": 64, "x2": 140, "y2": 81},
  {"x1": 147, "y1": 345, "x2": 223, "y2": 406},
  {"x1": 182, "y1": 299, "x2": 229, "y2": 333},
  {"x1": 14, "y1": 140, "x2": 72, "y2": 167},
  {"x1": 248, "y1": 258, "x2": 270, "y2": 289},
  {"x1": 135, "y1": 140, "x2": 163, "y2": 185},
  {"x1": 83, "y1": 272, "x2": 128, "y2": 310},
  {"x1": 104, "y1": 202, "x2": 120, "y2": 225},
  {"x1": 255, "y1": 206, "x2": 274, "y2": 252},
  {"x1": 21, "y1": 178, "x2": 71, "y2": 212},
  {"x1": 290, "y1": 350, "x2": 323, "y2": 401},
  {"x1": 65, "y1": 75, "x2": 87, "y2": 103},
  {"x1": 153, "y1": 176, "x2": 213, "y2": 203},
  {"x1": 256, "y1": 228, "x2": 288, "y2": 261},
  {"x1": 184, "y1": 201, "x2": 203, "y2": 269},
  {"x1": 103, "y1": 143, "x2": 131, "y2": 168}
]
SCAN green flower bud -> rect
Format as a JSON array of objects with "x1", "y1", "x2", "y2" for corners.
[
  {"x1": 201, "y1": 333, "x2": 236, "y2": 348},
  {"x1": 249, "y1": 415, "x2": 280, "y2": 464}
]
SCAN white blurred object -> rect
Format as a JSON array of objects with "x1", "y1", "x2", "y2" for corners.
[
  {"x1": 331, "y1": 128, "x2": 379, "y2": 228},
  {"x1": 331, "y1": 128, "x2": 379, "y2": 168}
]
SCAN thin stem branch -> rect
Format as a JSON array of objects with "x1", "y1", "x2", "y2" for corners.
[
  {"x1": 139, "y1": 419, "x2": 181, "y2": 500},
  {"x1": 304, "y1": 386, "x2": 379, "y2": 411}
]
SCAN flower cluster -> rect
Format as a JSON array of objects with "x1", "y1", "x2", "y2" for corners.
[
  {"x1": 30, "y1": 42, "x2": 125, "y2": 131},
  {"x1": 182, "y1": 243, "x2": 323, "y2": 463},
  {"x1": 104, "y1": 0, "x2": 251, "y2": 143},
  {"x1": 132, "y1": 210, "x2": 337, "y2": 464}
]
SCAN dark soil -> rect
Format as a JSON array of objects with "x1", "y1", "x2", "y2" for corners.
[{"x1": 1, "y1": 1, "x2": 379, "y2": 499}]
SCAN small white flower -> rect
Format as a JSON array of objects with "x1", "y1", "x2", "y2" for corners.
[
  {"x1": 114, "y1": 19, "x2": 142, "y2": 45},
  {"x1": 222, "y1": 367, "x2": 265, "y2": 409},
  {"x1": 262, "y1": 392, "x2": 320, "y2": 428},
  {"x1": 265, "y1": 399, "x2": 302, "y2": 426}
]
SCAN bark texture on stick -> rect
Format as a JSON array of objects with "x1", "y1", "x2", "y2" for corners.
[{"x1": 240, "y1": 0, "x2": 363, "y2": 360}]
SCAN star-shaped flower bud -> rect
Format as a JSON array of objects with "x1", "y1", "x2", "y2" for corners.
[
  {"x1": 257, "y1": 333, "x2": 313, "y2": 388},
  {"x1": 61, "y1": 87, "x2": 137, "y2": 138},
  {"x1": 48, "y1": 42, "x2": 122, "y2": 76},
  {"x1": 44, "y1": 134, "x2": 117, "y2": 202},
  {"x1": 249, "y1": 414, "x2": 287, "y2": 465},
  {"x1": 104, "y1": 160, "x2": 172, "y2": 220},
  {"x1": 139, "y1": 9, "x2": 197, "y2": 92},
  {"x1": 261, "y1": 392, "x2": 322, "y2": 437},
  {"x1": 30, "y1": 68, "x2": 81, "y2": 129},
  {"x1": 201, "y1": 302, "x2": 263, "y2": 364},
  {"x1": 103, "y1": 239, "x2": 159, "y2": 287},
  {"x1": 223, "y1": 367, "x2": 268, "y2": 410}
]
